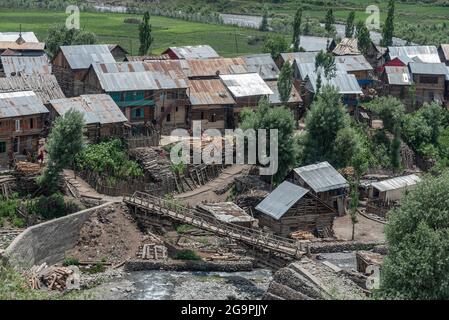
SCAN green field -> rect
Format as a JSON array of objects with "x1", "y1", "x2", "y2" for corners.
[{"x1": 0, "y1": 8, "x2": 275, "y2": 57}]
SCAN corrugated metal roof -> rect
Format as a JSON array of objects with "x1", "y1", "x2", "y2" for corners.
[
  {"x1": 0, "y1": 41, "x2": 45, "y2": 51},
  {"x1": 198, "y1": 202, "x2": 256, "y2": 223},
  {"x1": 388, "y1": 46, "x2": 441, "y2": 64},
  {"x1": 297, "y1": 36, "x2": 334, "y2": 52},
  {"x1": 0, "y1": 75, "x2": 65, "y2": 104},
  {"x1": 307, "y1": 72, "x2": 363, "y2": 95},
  {"x1": 167, "y1": 45, "x2": 220, "y2": 59},
  {"x1": 282, "y1": 52, "x2": 318, "y2": 65},
  {"x1": 188, "y1": 79, "x2": 235, "y2": 106},
  {"x1": 0, "y1": 32, "x2": 39, "y2": 43},
  {"x1": 125, "y1": 54, "x2": 171, "y2": 61},
  {"x1": 409, "y1": 62, "x2": 448, "y2": 75},
  {"x1": 92, "y1": 60, "x2": 189, "y2": 92},
  {"x1": 49, "y1": 94, "x2": 127, "y2": 125},
  {"x1": 293, "y1": 161, "x2": 349, "y2": 193},
  {"x1": 255, "y1": 181, "x2": 309, "y2": 220},
  {"x1": 243, "y1": 54, "x2": 279, "y2": 80},
  {"x1": 0, "y1": 91, "x2": 49, "y2": 119},
  {"x1": 335, "y1": 55, "x2": 373, "y2": 72},
  {"x1": 440, "y1": 44, "x2": 449, "y2": 61},
  {"x1": 384, "y1": 66, "x2": 412, "y2": 85},
  {"x1": 180, "y1": 58, "x2": 248, "y2": 78},
  {"x1": 1, "y1": 55, "x2": 51, "y2": 77},
  {"x1": 295, "y1": 61, "x2": 346, "y2": 80},
  {"x1": 371, "y1": 174, "x2": 421, "y2": 192},
  {"x1": 60, "y1": 45, "x2": 116, "y2": 70},
  {"x1": 265, "y1": 80, "x2": 302, "y2": 104},
  {"x1": 333, "y1": 38, "x2": 361, "y2": 56},
  {"x1": 219, "y1": 73, "x2": 273, "y2": 98}
]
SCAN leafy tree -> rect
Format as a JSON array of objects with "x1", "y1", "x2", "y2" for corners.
[
  {"x1": 260, "y1": 10, "x2": 269, "y2": 31},
  {"x1": 365, "y1": 96, "x2": 405, "y2": 132},
  {"x1": 263, "y1": 34, "x2": 288, "y2": 60},
  {"x1": 381, "y1": 0, "x2": 395, "y2": 47},
  {"x1": 345, "y1": 11, "x2": 355, "y2": 38},
  {"x1": 38, "y1": 109, "x2": 85, "y2": 193},
  {"x1": 378, "y1": 172, "x2": 449, "y2": 299},
  {"x1": 356, "y1": 21, "x2": 371, "y2": 55},
  {"x1": 332, "y1": 126, "x2": 370, "y2": 170},
  {"x1": 303, "y1": 17, "x2": 311, "y2": 36},
  {"x1": 277, "y1": 61, "x2": 293, "y2": 104},
  {"x1": 315, "y1": 50, "x2": 336, "y2": 79},
  {"x1": 390, "y1": 124, "x2": 402, "y2": 173},
  {"x1": 292, "y1": 6, "x2": 303, "y2": 51},
  {"x1": 46, "y1": 24, "x2": 96, "y2": 57},
  {"x1": 239, "y1": 98, "x2": 298, "y2": 183},
  {"x1": 324, "y1": 9, "x2": 335, "y2": 34},
  {"x1": 138, "y1": 11, "x2": 154, "y2": 55}
]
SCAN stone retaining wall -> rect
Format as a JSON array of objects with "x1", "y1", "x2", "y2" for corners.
[
  {"x1": 4, "y1": 202, "x2": 116, "y2": 269},
  {"x1": 125, "y1": 259, "x2": 254, "y2": 272}
]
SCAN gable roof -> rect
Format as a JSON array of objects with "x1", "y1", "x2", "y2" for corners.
[
  {"x1": 49, "y1": 94, "x2": 127, "y2": 125},
  {"x1": 188, "y1": 79, "x2": 235, "y2": 106},
  {"x1": 388, "y1": 46, "x2": 441, "y2": 64},
  {"x1": 0, "y1": 91, "x2": 49, "y2": 119},
  {"x1": 409, "y1": 62, "x2": 448, "y2": 75},
  {"x1": 384, "y1": 66, "x2": 412, "y2": 85},
  {"x1": 219, "y1": 73, "x2": 273, "y2": 98},
  {"x1": 333, "y1": 38, "x2": 361, "y2": 56},
  {"x1": 180, "y1": 58, "x2": 248, "y2": 78},
  {"x1": 1, "y1": 55, "x2": 51, "y2": 77},
  {"x1": 306, "y1": 73, "x2": 363, "y2": 95},
  {"x1": 295, "y1": 61, "x2": 347, "y2": 80},
  {"x1": 265, "y1": 80, "x2": 302, "y2": 105},
  {"x1": 298, "y1": 36, "x2": 334, "y2": 52},
  {"x1": 335, "y1": 55, "x2": 373, "y2": 72},
  {"x1": 371, "y1": 174, "x2": 421, "y2": 192},
  {"x1": 255, "y1": 181, "x2": 309, "y2": 220},
  {"x1": 243, "y1": 53, "x2": 279, "y2": 80},
  {"x1": 0, "y1": 32, "x2": 45, "y2": 51},
  {"x1": 0, "y1": 32, "x2": 39, "y2": 43},
  {"x1": 281, "y1": 52, "x2": 318, "y2": 66},
  {"x1": 439, "y1": 44, "x2": 449, "y2": 61},
  {"x1": 59, "y1": 45, "x2": 116, "y2": 70},
  {"x1": 91, "y1": 60, "x2": 189, "y2": 92},
  {"x1": 293, "y1": 161, "x2": 349, "y2": 193},
  {"x1": 165, "y1": 45, "x2": 220, "y2": 59}
]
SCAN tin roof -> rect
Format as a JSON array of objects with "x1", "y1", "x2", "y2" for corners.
[
  {"x1": 0, "y1": 91, "x2": 49, "y2": 119},
  {"x1": 295, "y1": 61, "x2": 347, "y2": 80},
  {"x1": 180, "y1": 58, "x2": 248, "y2": 78},
  {"x1": 219, "y1": 73, "x2": 273, "y2": 98},
  {"x1": 265, "y1": 80, "x2": 302, "y2": 104},
  {"x1": 243, "y1": 53, "x2": 279, "y2": 80},
  {"x1": 333, "y1": 38, "x2": 361, "y2": 56},
  {"x1": 409, "y1": 62, "x2": 448, "y2": 75},
  {"x1": 255, "y1": 181, "x2": 309, "y2": 220},
  {"x1": 197, "y1": 202, "x2": 256, "y2": 224},
  {"x1": 335, "y1": 55, "x2": 373, "y2": 72},
  {"x1": 440, "y1": 44, "x2": 449, "y2": 61},
  {"x1": 1, "y1": 55, "x2": 51, "y2": 77},
  {"x1": 166, "y1": 45, "x2": 220, "y2": 59},
  {"x1": 298, "y1": 36, "x2": 334, "y2": 52},
  {"x1": 371, "y1": 174, "x2": 421, "y2": 192},
  {"x1": 384, "y1": 66, "x2": 412, "y2": 85},
  {"x1": 0, "y1": 32, "x2": 39, "y2": 43},
  {"x1": 293, "y1": 161, "x2": 349, "y2": 193},
  {"x1": 188, "y1": 79, "x2": 235, "y2": 106},
  {"x1": 92, "y1": 60, "x2": 189, "y2": 92},
  {"x1": 49, "y1": 94, "x2": 127, "y2": 125},
  {"x1": 0, "y1": 75, "x2": 65, "y2": 104},
  {"x1": 125, "y1": 54, "x2": 171, "y2": 62},
  {"x1": 388, "y1": 46, "x2": 441, "y2": 64},
  {"x1": 306, "y1": 73, "x2": 363, "y2": 95},
  {"x1": 282, "y1": 52, "x2": 318, "y2": 65},
  {"x1": 60, "y1": 45, "x2": 116, "y2": 70}
]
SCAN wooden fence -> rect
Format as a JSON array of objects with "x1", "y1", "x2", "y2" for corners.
[{"x1": 124, "y1": 133, "x2": 161, "y2": 149}]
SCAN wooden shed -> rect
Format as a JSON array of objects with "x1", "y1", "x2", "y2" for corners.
[{"x1": 255, "y1": 181, "x2": 336, "y2": 238}]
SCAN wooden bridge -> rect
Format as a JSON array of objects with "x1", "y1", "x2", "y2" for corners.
[{"x1": 123, "y1": 191, "x2": 307, "y2": 259}]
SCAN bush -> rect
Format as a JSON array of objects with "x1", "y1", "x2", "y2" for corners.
[
  {"x1": 176, "y1": 224, "x2": 194, "y2": 234},
  {"x1": 26, "y1": 193, "x2": 80, "y2": 220},
  {"x1": 63, "y1": 257, "x2": 80, "y2": 267},
  {"x1": 175, "y1": 249, "x2": 201, "y2": 261},
  {"x1": 84, "y1": 263, "x2": 106, "y2": 274}
]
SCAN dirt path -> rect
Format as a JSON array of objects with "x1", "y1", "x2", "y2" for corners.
[
  {"x1": 174, "y1": 165, "x2": 250, "y2": 206},
  {"x1": 333, "y1": 213, "x2": 385, "y2": 243}
]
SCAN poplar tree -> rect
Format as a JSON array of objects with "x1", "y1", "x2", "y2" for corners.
[
  {"x1": 278, "y1": 62, "x2": 293, "y2": 104},
  {"x1": 292, "y1": 7, "x2": 303, "y2": 51},
  {"x1": 139, "y1": 11, "x2": 154, "y2": 55},
  {"x1": 324, "y1": 9, "x2": 335, "y2": 34},
  {"x1": 381, "y1": 0, "x2": 395, "y2": 47},
  {"x1": 356, "y1": 21, "x2": 371, "y2": 55},
  {"x1": 345, "y1": 11, "x2": 355, "y2": 38}
]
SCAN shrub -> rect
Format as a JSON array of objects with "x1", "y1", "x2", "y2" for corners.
[
  {"x1": 176, "y1": 224, "x2": 194, "y2": 234},
  {"x1": 12, "y1": 217, "x2": 25, "y2": 228},
  {"x1": 63, "y1": 257, "x2": 80, "y2": 267},
  {"x1": 175, "y1": 249, "x2": 201, "y2": 261},
  {"x1": 26, "y1": 193, "x2": 80, "y2": 220}
]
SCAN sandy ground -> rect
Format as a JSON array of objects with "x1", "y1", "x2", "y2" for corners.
[{"x1": 333, "y1": 213, "x2": 385, "y2": 243}]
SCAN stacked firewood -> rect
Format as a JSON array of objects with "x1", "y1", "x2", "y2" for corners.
[
  {"x1": 27, "y1": 264, "x2": 78, "y2": 291},
  {"x1": 15, "y1": 161, "x2": 42, "y2": 175}
]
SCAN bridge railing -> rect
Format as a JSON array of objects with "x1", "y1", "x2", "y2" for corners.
[{"x1": 125, "y1": 191, "x2": 303, "y2": 255}]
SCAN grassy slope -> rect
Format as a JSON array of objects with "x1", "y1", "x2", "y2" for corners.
[{"x1": 0, "y1": 9, "x2": 274, "y2": 57}]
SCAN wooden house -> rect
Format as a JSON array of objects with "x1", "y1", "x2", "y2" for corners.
[
  {"x1": 107, "y1": 44, "x2": 128, "y2": 62},
  {"x1": 243, "y1": 53, "x2": 279, "y2": 81},
  {"x1": 0, "y1": 91, "x2": 49, "y2": 167},
  {"x1": 383, "y1": 46, "x2": 441, "y2": 66},
  {"x1": 0, "y1": 32, "x2": 45, "y2": 56},
  {"x1": 197, "y1": 202, "x2": 258, "y2": 228},
  {"x1": 255, "y1": 181, "x2": 336, "y2": 237},
  {"x1": 380, "y1": 66, "x2": 414, "y2": 109},
  {"x1": 278, "y1": 51, "x2": 318, "y2": 70},
  {"x1": 51, "y1": 44, "x2": 116, "y2": 97},
  {"x1": 366, "y1": 174, "x2": 421, "y2": 218},
  {"x1": 292, "y1": 161, "x2": 349, "y2": 216},
  {"x1": 334, "y1": 55, "x2": 373, "y2": 88},
  {"x1": 188, "y1": 79, "x2": 235, "y2": 131},
  {"x1": 333, "y1": 38, "x2": 380, "y2": 67},
  {"x1": 162, "y1": 45, "x2": 220, "y2": 60},
  {"x1": 409, "y1": 62, "x2": 447, "y2": 106},
  {"x1": 82, "y1": 60, "x2": 189, "y2": 134},
  {"x1": 180, "y1": 58, "x2": 248, "y2": 80},
  {"x1": 265, "y1": 80, "x2": 303, "y2": 120},
  {"x1": 48, "y1": 94, "x2": 127, "y2": 143}
]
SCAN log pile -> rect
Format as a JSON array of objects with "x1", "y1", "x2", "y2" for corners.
[
  {"x1": 15, "y1": 161, "x2": 42, "y2": 175},
  {"x1": 129, "y1": 147, "x2": 174, "y2": 182},
  {"x1": 27, "y1": 263, "x2": 80, "y2": 291},
  {"x1": 290, "y1": 231, "x2": 315, "y2": 240}
]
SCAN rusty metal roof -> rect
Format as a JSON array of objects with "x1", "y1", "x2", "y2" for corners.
[
  {"x1": 1, "y1": 55, "x2": 51, "y2": 77},
  {"x1": 265, "y1": 80, "x2": 302, "y2": 105},
  {"x1": 180, "y1": 58, "x2": 248, "y2": 78},
  {"x1": 49, "y1": 94, "x2": 127, "y2": 125},
  {"x1": 92, "y1": 60, "x2": 189, "y2": 92},
  {"x1": 335, "y1": 55, "x2": 373, "y2": 72},
  {"x1": 60, "y1": 44, "x2": 116, "y2": 70},
  {"x1": 243, "y1": 54, "x2": 279, "y2": 80},
  {"x1": 188, "y1": 79, "x2": 235, "y2": 106},
  {"x1": 219, "y1": 73, "x2": 273, "y2": 98},
  {"x1": 166, "y1": 45, "x2": 220, "y2": 59},
  {"x1": 0, "y1": 75, "x2": 65, "y2": 104},
  {"x1": 0, "y1": 91, "x2": 49, "y2": 119},
  {"x1": 125, "y1": 54, "x2": 171, "y2": 61},
  {"x1": 333, "y1": 38, "x2": 361, "y2": 56},
  {"x1": 388, "y1": 46, "x2": 441, "y2": 64},
  {"x1": 0, "y1": 41, "x2": 45, "y2": 51}
]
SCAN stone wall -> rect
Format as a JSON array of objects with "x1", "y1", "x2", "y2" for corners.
[{"x1": 4, "y1": 202, "x2": 116, "y2": 269}]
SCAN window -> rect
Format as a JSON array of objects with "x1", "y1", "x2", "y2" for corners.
[
  {"x1": 419, "y1": 76, "x2": 438, "y2": 84},
  {"x1": 30, "y1": 118, "x2": 34, "y2": 129},
  {"x1": 0, "y1": 141, "x2": 6, "y2": 153},
  {"x1": 132, "y1": 108, "x2": 144, "y2": 119},
  {"x1": 175, "y1": 106, "x2": 179, "y2": 112},
  {"x1": 166, "y1": 113, "x2": 171, "y2": 122},
  {"x1": 15, "y1": 120, "x2": 20, "y2": 132},
  {"x1": 210, "y1": 114, "x2": 216, "y2": 122},
  {"x1": 200, "y1": 112, "x2": 205, "y2": 120},
  {"x1": 161, "y1": 106, "x2": 165, "y2": 113}
]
